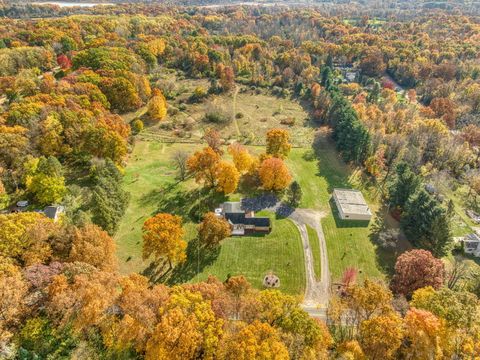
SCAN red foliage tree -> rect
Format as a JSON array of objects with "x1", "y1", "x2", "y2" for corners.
[
  {"x1": 391, "y1": 249, "x2": 445, "y2": 298},
  {"x1": 57, "y1": 54, "x2": 72, "y2": 70}
]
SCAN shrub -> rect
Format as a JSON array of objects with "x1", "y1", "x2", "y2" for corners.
[
  {"x1": 204, "y1": 103, "x2": 231, "y2": 124},
  {"x1": 130, "y1": 119, "x2": 144, "y2": 134},
  {"x1": 280, "y1": 117, "x2": 296, "y2": 126},
  {"x1": 235, "y1": 112, "x2": 244, "y2": 119}
]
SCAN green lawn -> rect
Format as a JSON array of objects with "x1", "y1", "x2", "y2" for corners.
[
  {"x1": 287, "y1": 128, "x2": 391, "y2": 282},
  {"x1": 114, "y1": 141, "x2": 201, "y2": 274},
  {"x1": 183, "y1": 212, "x2": 306, "y2": 295},
  {"x1": 116, "y1": 126, "x2": 393, "y2": 287},
  {"x1": 115, "y1": 140, "x2": 306, "y2": 294},
  {"x1": 307, "y1": 225, "x2": 321, "y2": 280}
]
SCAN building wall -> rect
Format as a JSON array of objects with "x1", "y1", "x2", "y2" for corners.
[{"x1": 341, "y1": 212, "x2": 372, "y2": 221}]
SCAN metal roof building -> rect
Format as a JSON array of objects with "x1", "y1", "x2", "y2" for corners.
[{"x1": 333, "y1": 189, "x2": 372, "y2": 221}]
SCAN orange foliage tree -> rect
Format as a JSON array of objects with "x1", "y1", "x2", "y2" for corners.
[
  {"x1": 142, "y1": 213, "x2": 186, "y2": 269},
  {"x1": 198, "y1": 212, "x2": 231, "y2": 247},
  {"x1": 187, "y1": 147, "x2": 221, "y2": 188},
  {"x1": 69, "y1": 224, "x2": 118, "y2": 272},
  {"x1": 258, "y1": 157, "x2": 292, "y2": 191}
]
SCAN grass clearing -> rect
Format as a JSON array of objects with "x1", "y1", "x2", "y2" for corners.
[
  {"x1": 114, "y1": 141, "x2": 201, "y2": 274},
  {"x1": 307, "y1": 225, "x2": 321, "y2": 280},
  {"x1": 183, "y1": 211, "x2": 306, "y2": 295},
  {"x1": 287, "y1": 128, "x2": 395, "y2": 282},
  {"x1": 115, "y1": 140, "x2": 306, "y2": 294}
]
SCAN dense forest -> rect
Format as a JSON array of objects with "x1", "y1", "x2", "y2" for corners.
[{"x1": 0, "y1": 2, "x2": 480, "y2": 359}]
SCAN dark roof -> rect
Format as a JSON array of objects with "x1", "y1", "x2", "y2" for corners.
[
  {"x1": 245, "y1": 217, "x2": 271, "y2": 227},
  {"x1": 225, "y1": 212, "x2": 271, "y2": 227},
  {"x1": 44, "y1": 206, "x2": 64, "y2": 219}
]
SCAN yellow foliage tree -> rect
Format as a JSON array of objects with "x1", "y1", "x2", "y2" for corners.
[
  {"x1": 215, "y1": 160, "x2": 239, "y2": 194},
  {"x1": 266, "y1": 128, "x2": 291, "y2": 159},
  {"x1": 147, "y1": 88, "x2": 167, "y2": 122},
  {"x1": 228, "y1": 143, "x2": 253, "y2": 173},
  {"x1": 258, "y1": 157, "x2": 292, "y2": 191},
  {"x1": 142, "y1": 213, "x2": 186, "y2": 269},
  {"x1": 359, "y1": 313, "x2": 404, "y2": 359},
  {"x1": 145, "y1": 287, "x2": 223, "y2": 360},
  {"x1": 0, "y1": 212, "x2": 54, "y2": 263},
  {"x1": 147, "y1": 39, "x2": 166, "y2": 57},
  {"x1": 218, "y1": 320, "x2": 289, "y2": 360}
]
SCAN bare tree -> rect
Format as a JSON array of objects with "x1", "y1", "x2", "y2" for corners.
[
  {"x1": 447, "y1": 256, "x2": 469, "y2": 290},
  {"x1": 171, "y1": 150, "x2": 189, "y2": 181}
]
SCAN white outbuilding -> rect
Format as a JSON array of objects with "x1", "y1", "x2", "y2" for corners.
[{"x1": 333, "y1": 188, "x2": 372, "y2": 221}]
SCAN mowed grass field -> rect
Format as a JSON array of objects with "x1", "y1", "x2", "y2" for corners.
[
  {"x1": 115, "y1": 140, "x2": 305, "y2": 294},
  {"x1": 287, "y1": 129, "x2": 388, "y2": 282},
  {"x1": 114, "y1": 141, "x2": 201, "y2": 274},
  {"x1": 116, "y1": 124, "x2": 391, "y2": 288},
  {"x1": 307, "y1": 225, "x2": 322, "y2": 280},
  {"x1": 188, "y1": 212, "x2": 306, "y2": 295}
]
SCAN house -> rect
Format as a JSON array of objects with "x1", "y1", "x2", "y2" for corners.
[
  {"x1": 43, "y1": 205, "x2": 65, "y2": 222},
  {"x1": 217, "y1": 201, "x2": 271, "y2": 235},
  {"x1": 333, "y1": 188, "x2": 372, "y2": 221},
  {"x1": 462, "y1": 232, "x2": 480, "y2": 257}
]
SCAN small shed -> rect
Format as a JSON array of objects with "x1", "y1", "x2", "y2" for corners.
[
  {"x1": 333, "y1": 189, "x2": 372, "y2": 221},
  {"x1": 44, "y1": 205, "x2": 65, "y2": 222}
]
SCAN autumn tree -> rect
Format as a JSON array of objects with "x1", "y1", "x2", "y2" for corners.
[
  {"x1": 145, "y1": 288, "x2": 223, "y2": 360},
  {"x1": 46, "y1": 270, "x2": 118, "y2": 332},
  {"x1": 204, "y1": 128, "x2": 223, "y2": 154},
  {"x1": 198, "y1": 212, "x2": 231, "y2": 247},
  {"x1": 258, "y1": 157, "x2": 292, "y2": 191},
  {"x1": 147, "y1": 88, "x2": 167, "y2": 122},
  {"x1": 266, "y1": 129, "x2": 291, "y2": 159},
  {"x1": 410, "y1": 287, "x2": 479, "y2": 330},
  {"x1": 0, "y1": 262, "x2": 27, "y2": 343},
  {"x1": 103, "y1": 274, "x2": 169, "y2": 353},
  {"x1": 215, "y1": 161, "x2": 239, "y2": 194},
  {"x1": 391, "y1": 249, "x2": 445, "y2": 298},
  {"x1": 26, "y1": 156, "x2": 67, "y2": 206},
  {"x1": 0, "y1": 212, "x2": 55, "y2": 264},
  {"x1": 187, "y1": 147, "x2": 221, "y2": 188},
  {"x1": 403, "y1": 308, "x2": 447, "y2": 359},
  {"x1": 218, "y1": 321, "x2": 289, "y2": 360},
  {"x1": 142, "y1": 213, "x2": 186, "y2": 269},
  {"x1": 228, "y1": 142, "x2": 254, "y2": 173},
  {"x1": 69, "y1": 224, "x2": 117, "y2": 272},
  {"x1": 359, "y1": 313, "x2": 403, "y2": 359},
  {"x1": 359, "y1": 47, "x2": 386, "y2": 77}
]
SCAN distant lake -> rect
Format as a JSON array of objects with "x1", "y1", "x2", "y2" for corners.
[{"x1": 34, "y1": 1, "x2": 113, "y2": 7}]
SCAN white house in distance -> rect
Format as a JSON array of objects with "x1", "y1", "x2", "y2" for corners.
[
  {"x1": 333, "y1": 188, "x2": 372, "y2": 221},
  {"x1": 462, "y1": 232, "x2": 480, "y2": 257}
]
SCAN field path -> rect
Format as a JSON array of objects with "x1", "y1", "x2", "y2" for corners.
[
  {"x1": 288, "y1": 209, "x2": 330, "y2": 319},
  {"x1": 231, "y1": 86, "x2": 241, "y2": 136}
]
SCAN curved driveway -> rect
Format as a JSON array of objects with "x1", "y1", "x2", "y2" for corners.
[{"x1": 288, "y1": 209, "x2": 330, "y2": 319}]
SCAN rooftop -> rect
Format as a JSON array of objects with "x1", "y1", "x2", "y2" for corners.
[
  {"x1": 221, "y1": 202, "x2": 243, "y2": 213},
  {"x1": 333, "y1": 188, "x2": 371, "y2": 216}
]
